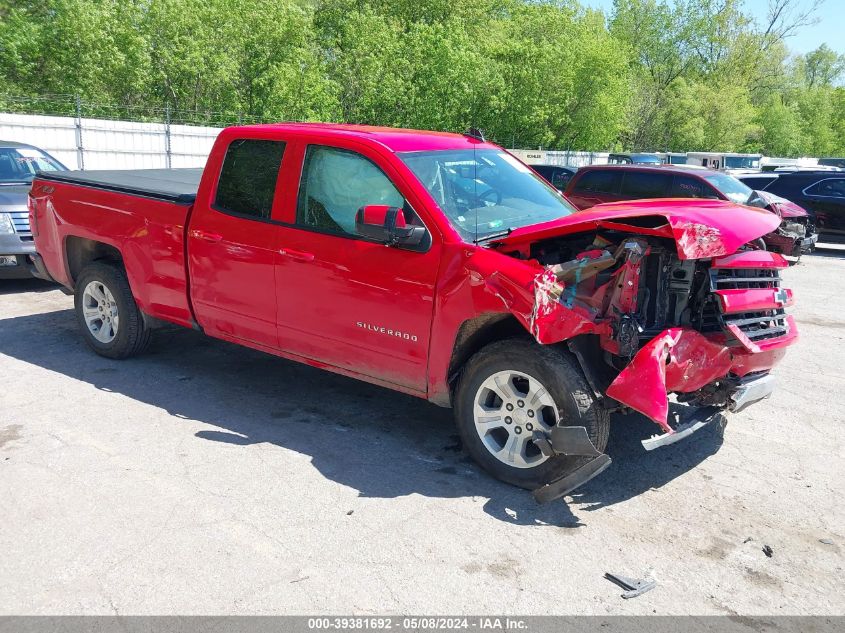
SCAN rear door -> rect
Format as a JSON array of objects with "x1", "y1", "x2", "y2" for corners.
[
  {"x1": 273, "y1": 142, "x2": 440, "y2": 392},
  {"x1": 618, "y1": 171, "x2": 673, "y2": 200},
  {"x1": 187, "y1": 138, "x2": 287, "y2": 348},
  {"x1": 669, "y1": 175, "x2": 722, "y2": 199},
  {"x1": 566, "y1": 169, "x2": 623, "y2": 208},
  {"x1": 800, "y1": 177, "x2": 845, "y2": 238}
]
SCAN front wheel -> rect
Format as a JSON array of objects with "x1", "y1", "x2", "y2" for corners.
[
  {"x1": 454, "y1": 339, "x2": 609, "y2": 490},
  {"x1": 74, "y1": 262, "x2": 151, "y2": 359}
]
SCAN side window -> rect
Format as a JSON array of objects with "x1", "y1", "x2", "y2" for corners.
[
  {"x1": 573, "y1": 170, "x2": 621, "y2": 194},
  {"x1": 552, "y1": 169, "x2": 573, "y2": 190},
  {"x1": 670, "y1": 175, "x2": 718, "y2": 199},
  {"x1": 620, "y1": 172, "x2": 672, "y2": 198},
  {"x1": 214, "y1": 139, "x2": 286, "y2": 219},
  {"x1": 297, "y1": 145, "x2": 405, "y2": 235},
  {"x1": 806, "y1": 178, "x2": 845, "y2": 198}
]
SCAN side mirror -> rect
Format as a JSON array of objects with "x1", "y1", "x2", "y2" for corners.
[{"x1": 355, "y1": 205, "x2": 426, "y2": 247}]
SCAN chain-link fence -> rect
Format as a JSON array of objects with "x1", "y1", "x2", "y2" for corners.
[{"x1": 0, "y1": 94, "x2": 277, "y2": 127}]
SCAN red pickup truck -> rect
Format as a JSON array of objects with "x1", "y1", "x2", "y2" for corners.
[{"x1": 29, "y1": 124, "x2": 798, "y2": 503}]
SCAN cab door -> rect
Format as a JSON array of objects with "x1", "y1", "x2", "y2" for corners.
[
  {"x1": 187, "y1": 138, "x2": 287, "y2": 348},
  {"x1": 273, "y1": 142, "x2": 440, "y2": 393}
]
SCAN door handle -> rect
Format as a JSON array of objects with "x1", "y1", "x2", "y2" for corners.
[
  {"x1": 190, "y1": 229, "x2": 223, "y2": 243},
  {"x1": 279, "y1": 247, "x2": 315, "y2": 262}
]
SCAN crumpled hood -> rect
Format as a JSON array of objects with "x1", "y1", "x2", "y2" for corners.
[
  {"x1": 491, "y1": 198, "x2": 780, "y2": 260},
  {"x1": 754, "y1": 190, "x2": 809, "y2": 219}
]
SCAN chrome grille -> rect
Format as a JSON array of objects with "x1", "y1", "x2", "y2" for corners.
[
  {"x1": 710, "y1": 264, "x2": 788, "y2": 343},
  {"x1": 10, "y1": 211, "x2": 30, "y2": 234},
  {"x1": 713, "y1": 267, "x2": 780, "y2": 290},
  {"x1": 723, "y1": 309, "x2": 789, "y2": 342}
]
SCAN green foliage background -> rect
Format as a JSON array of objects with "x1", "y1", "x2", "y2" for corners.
[{"x1": 0, "y1": 0, "x2": 843, "y2": 155}]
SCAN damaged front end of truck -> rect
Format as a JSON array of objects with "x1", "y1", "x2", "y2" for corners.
[{"x1": 479, "y1": 200, "x2": 798, "y2": 502}]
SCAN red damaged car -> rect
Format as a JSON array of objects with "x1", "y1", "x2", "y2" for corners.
[
  {"x1": 563, "y1": 164, "x2": 818, "y2": 257},
  {"x1": 29, "y1": 124, "x2": 797, "y2": 503}
]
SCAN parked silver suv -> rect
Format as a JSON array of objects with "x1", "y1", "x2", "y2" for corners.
[{"x1": 0, "y1": 141, "x2": 67, "y2": 278}]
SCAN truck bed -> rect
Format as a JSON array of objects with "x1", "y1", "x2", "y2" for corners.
[
  {"x1": 31, "y1": 170, "x2": 197, "y2": 328},
  {"x1": 37, "y1": 168, "x2": 203, "y2": 204}
]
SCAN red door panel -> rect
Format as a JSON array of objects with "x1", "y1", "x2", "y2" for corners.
[
  {"x1": 188, "y1": 213, "x2": 280, "y2": 347},
  {"x1": 275, "y1": 228, "x2": 439, "y2": 393}
]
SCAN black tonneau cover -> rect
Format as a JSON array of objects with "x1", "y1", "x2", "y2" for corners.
[{"x1": 37, "y1": 168, "x2": 203, "y2": 204}]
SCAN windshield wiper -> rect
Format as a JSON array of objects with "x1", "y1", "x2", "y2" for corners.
[{"x1": 473, "y1": 228, "x2": 513, "y2": 244}]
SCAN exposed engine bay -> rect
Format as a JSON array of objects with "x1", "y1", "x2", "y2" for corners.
[
  {"x1": 489, "y1": 225, "x2": 794, "y2": 433},
  {"x1": 484, "y1": 224, "x2": 796, "y2": 503}
]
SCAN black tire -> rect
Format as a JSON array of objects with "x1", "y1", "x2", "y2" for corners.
[
  {"x1": 74, "y1": 261, "x2": 151, "y2": 359},
  {"x1": 454, "y1": 339, "x2": 609, "y2": 490}
]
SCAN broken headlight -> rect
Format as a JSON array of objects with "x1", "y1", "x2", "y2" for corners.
[{"x1": 779, "y1": 220, "x2": 804, "y2": 237}]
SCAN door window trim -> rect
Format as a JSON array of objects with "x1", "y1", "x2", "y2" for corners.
[
  {"x1": 802, "y1": 178, "x2": 845, "y2": 199},
  {"x1": 210, "y1": 138, "x2": 288, "y2": 222}
]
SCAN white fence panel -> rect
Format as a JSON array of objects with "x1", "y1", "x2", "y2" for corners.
[
  {"x1": 0, "y1": 111, "x2": 222, "y2": 170},
  {"x1": 170, "y1": 123, "x2": 219, "y2": 169},
  {"x1": 81, "y1": 118, "x2": 168, "y2": 170},
  {"x1": 508, "y1": 149, "x2": 610, "y2": 166},
  {"x1": 0, "y1": 112, "x2": 79, "y2": 167}
]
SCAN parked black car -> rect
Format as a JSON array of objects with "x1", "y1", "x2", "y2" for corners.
[
  {"x1": 529, "y1": 164, "x2": 577, "y2": 192},
  {"x1": 738, "y1": 171, "x2": 845, "y2": 243}
]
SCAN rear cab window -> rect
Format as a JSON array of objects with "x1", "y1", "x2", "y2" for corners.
[{"x1": 214, "y1": 139, "x2": 286, "y2": 219}]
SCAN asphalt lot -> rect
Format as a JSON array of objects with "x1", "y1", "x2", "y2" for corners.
[{"x1": 1, "y1": 249, "x2": 843, "y2": 616}]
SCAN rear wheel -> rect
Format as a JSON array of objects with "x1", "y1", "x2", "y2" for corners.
[
  {"x1": 74, "y1": 262, "x2": 151, "y2": 359},
  {"x1": 454, "y1": 339, "x2": 609, "y2": 490}
]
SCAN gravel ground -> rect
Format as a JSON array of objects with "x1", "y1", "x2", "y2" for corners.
[{"x1": 0, "y1": 248, "x2": 843, "y2": 616}]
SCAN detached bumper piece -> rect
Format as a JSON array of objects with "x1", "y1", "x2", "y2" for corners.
[
  {"x1": 532, "y1": 426, "x2": 612, "y2": 504},
  {"x1": 604, "y1": 573, "x2": 657, "y2": 599},
  {"x1": 641, "y1": 405, "x2": 725, "y2": 451}
]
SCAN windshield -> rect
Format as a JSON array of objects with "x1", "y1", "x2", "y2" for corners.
[
  {"x1": 724, "y1": 156, "x2": 760, "y2": 169},
  {"x1": 704, "y1": 173, "x2": 754, "y2": 204},
  {"x1": 632, "y1": 155, "x2": 661, "y2": 164},
  {"x1": 0, "y1": 147, "x2": 65, "y2": 184},
  {"x1": 399, "y1": 149, "x2": 576, "y2": 241}
]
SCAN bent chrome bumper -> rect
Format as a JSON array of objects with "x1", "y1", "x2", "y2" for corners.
[{"x1": 729, "y1": 373, "x2": 775, "y2": 412}]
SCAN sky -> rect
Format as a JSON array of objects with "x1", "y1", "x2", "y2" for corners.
[{"x1": 579, "y1": 0, "x2": 842, "y2": 56}]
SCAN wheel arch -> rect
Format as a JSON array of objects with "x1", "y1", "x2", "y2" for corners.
[
  {"x1": 64, "y1": 236, "x2": 125, "y2": 288},
  {"x1": 442, "y1": 313, "x2": 529, "y2": 406}
]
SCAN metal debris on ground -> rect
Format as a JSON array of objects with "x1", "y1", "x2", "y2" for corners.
[
  {"x1": 819, "y1": 539, "x2": 833, "y2": 545},
  {"x1": 604, "y1": 572, "x2": 657, "y2": 599},
  {"x1": 762, "y1": 545, "x2": 774, "y2": 557}
]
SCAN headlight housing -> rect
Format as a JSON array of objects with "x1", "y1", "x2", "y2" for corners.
[{"x1": 0, "y1": 213, "x2": 15, "y2": 235}]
